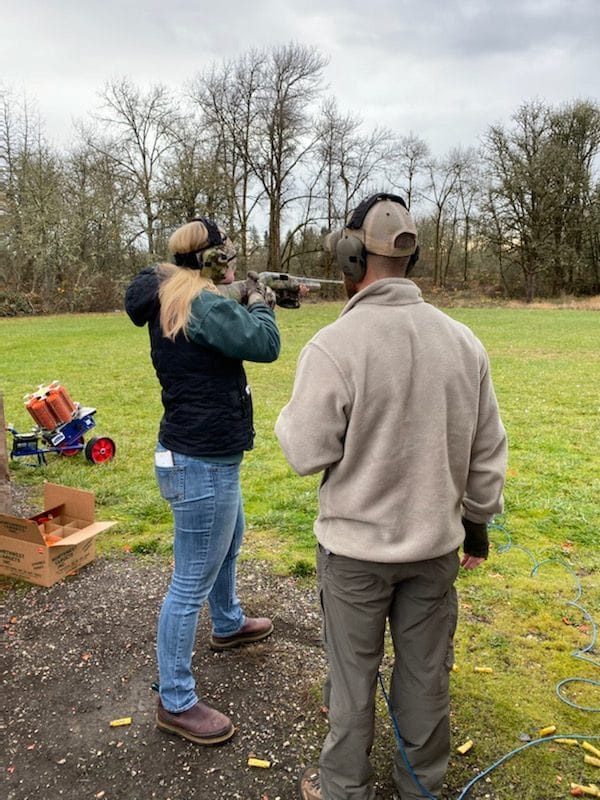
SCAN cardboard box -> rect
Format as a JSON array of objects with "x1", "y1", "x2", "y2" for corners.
[{"x1": 0, "y1": 482, "x2": 116, "y2": 587}]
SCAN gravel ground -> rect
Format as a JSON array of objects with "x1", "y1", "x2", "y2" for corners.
[
  {"x1": 1, "y1": 484, "x2": 338, "y2": 800},
  {"x1": 1, "y1": 552, "x2": 335, "y2": 800},
  {"x1": 0, "y1": 483, "x2": 416, "y2": 800}
]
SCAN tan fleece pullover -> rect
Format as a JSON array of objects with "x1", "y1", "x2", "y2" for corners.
[{"x1": 275, "y1": 279, "x2": 507, "y2": 563}]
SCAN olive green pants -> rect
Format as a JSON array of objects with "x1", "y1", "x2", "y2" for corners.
[{"x1": 317, "y1": 546, "x2": 459, "y2": 800}]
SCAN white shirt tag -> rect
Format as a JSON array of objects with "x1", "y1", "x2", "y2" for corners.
[{"x1": 154, "y1": 449, "x2": 174, "y2": 467}]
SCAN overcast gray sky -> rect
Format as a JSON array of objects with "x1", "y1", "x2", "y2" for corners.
[{"x1": 2, "y1": 0, "x2": 599, "y2": 155}]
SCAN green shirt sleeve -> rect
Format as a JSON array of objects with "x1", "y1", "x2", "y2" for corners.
[{"x1": 187, "y1": 291, "x2": 280, "y2": 363}]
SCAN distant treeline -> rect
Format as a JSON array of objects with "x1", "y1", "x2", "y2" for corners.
[{"x1": 1, "y1": 42, "x2": 600, "y2": 314}]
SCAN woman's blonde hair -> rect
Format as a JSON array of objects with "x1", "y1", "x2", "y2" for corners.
[
  {"x1": 158, "y1": 221, "x2": 217, "y2": 341},
  {"x1": 168, "y1": 220, "x2": 209, "y2": 258}
]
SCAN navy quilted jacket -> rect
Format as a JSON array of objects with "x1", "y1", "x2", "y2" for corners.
[{"x1": 125, "y1": 267, "x2": 280, "y2": 457}]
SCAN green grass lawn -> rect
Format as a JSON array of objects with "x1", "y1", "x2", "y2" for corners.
[{"x1": 1, "y1": 303, "x2": 599, "y2": 798}]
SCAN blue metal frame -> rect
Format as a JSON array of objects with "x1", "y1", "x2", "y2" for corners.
[{"x1": 7, "y1": 408, "x2": 97, "y2": 465}]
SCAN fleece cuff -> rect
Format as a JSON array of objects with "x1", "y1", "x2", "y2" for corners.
[{"x1": 462, "y1": 517, "x2": 489, "y2": 558}]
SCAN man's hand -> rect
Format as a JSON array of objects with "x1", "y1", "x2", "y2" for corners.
[{"x1": 460, "y1": 554, "x2": 486, "y2": 570}]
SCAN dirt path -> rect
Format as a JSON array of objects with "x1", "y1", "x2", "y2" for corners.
[{"x1": 1, "y1": 556, "x2": 334, "y2": 800}]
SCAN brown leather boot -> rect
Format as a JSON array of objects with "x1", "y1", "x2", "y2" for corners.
[
  {"x1": 156, "y1": 700, "x2": 235, "y2": 745},
  {"x1": 210, "y1": 616, "x2": 274, "y2": 650},
  {"x1": 298, "y1": 766, "x2": 322, "y2": 800}
]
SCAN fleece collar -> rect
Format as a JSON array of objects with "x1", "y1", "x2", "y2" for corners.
[{"x1": 340, "y1": 278, "x2": 423, "y2": 317}]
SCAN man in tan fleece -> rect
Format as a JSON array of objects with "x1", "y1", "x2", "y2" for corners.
[{"x1": 275, "y1": 194, "x2": 507, "y2": 800}]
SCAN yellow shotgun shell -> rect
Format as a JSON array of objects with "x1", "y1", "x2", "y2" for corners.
[
  {"x1": 582, "y1": 742, "x2": 600, "y2": 759},
  {"x1": 584, "y1": 755, "x2": 600, "y2": 768},
  {"x1": 570, "y1": 783, "x2": 600, "y2": 797},
  {"x1": 456, "y1": 739, "x2": 474, "y2": 754},
  {"x1": 109, "y1": 717, "x2": 132, "y2": 727},
  {"x1": 247, "y1": 757, "x2": 271, "y2": 769},
  {"x1": 473, "y1": 667, "x2": 493, "y2": 673},
  {"x1": 556, "y1": 738, "x2": 579, "y2": 746},
  {"x1": 538, "y1": 725, "x2": 557, "y2": 737}
]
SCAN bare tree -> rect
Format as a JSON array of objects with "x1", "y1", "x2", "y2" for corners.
[
  {"x1": 424, "y1": 151, "x2": 461, "y2": 285},
  {"x1": 546, "y1": 100, "x2": 600, "y2": 293},
  {"x1": 0, "y1": 87, "x2": 64, "y2": 303},
  {"x1": 453, "y1": 148, "x2": 481, "y2": 283},
  {"x1": 248, "y1": 43, "x2": 328, "y2": 270},
  {"x1": 315, "y1": 97, "x2": 395, "y2": 228},
  {"x1": 483, "y1": 101, "x2": 563, "y2": 300},
  {"x1": 82, "y1": 78, "x2": 178, "y2": 256},
  {"x1": 390, "y1": 132, "x2": 430, "y2": 207},
  {"x1": 189, "y1": 50, "x2": 266, "y2": 265},
  {"x1": 159, "y1": 117, "x2": 229, "y2": 244},
  {"x1": 60, "y1": 143, "x2": 140, "y2": 309},
  {"x1": 587, "y1": 182, "x2": 600, "y2": 292}
]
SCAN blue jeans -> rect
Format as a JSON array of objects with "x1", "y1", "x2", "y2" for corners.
[{"x1": 155, "y1": 444, "x2": 246, "y2": 713}]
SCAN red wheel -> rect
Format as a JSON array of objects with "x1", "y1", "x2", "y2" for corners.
[
  {"x1": 59, "y1": 436, "x2": 84, "y2": 457},
  {"x1": 85, "y1": 436, "x2": 116, "y2": 464}
]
